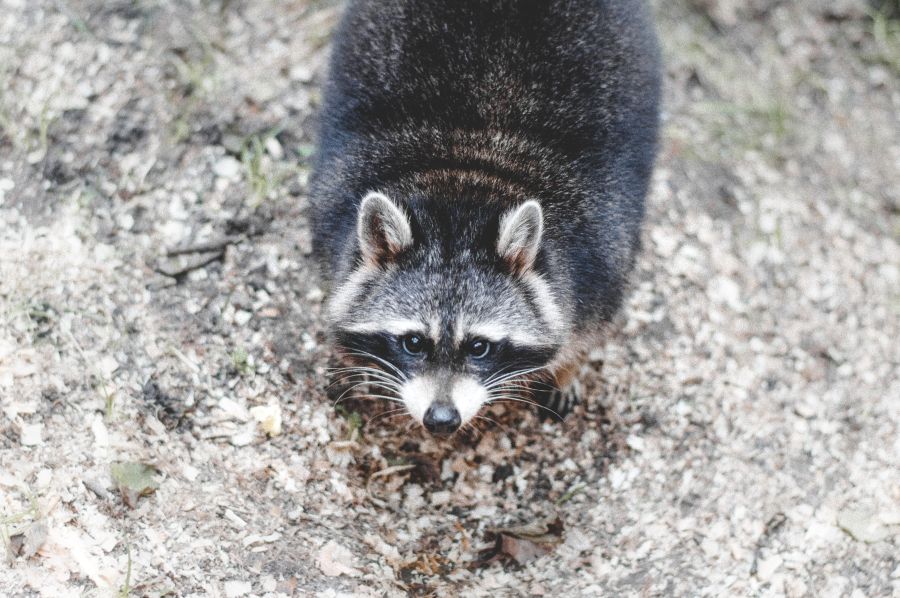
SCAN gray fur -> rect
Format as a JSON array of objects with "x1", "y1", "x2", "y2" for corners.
[{"x1": 310, "y1": 0, "x2": 662, "y2": 428}]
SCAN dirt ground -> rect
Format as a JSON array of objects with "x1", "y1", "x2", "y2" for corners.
[{"x1": 1, "y1": 0, "x2": 898, "y2": 596}]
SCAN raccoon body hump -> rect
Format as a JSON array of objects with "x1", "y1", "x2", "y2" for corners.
[
  {"x1": 310, "y1": 0, "x2": 660, "y2": 434},
  {"x1": 312, "y1": 0, "x2": 660, "y2": 327}
]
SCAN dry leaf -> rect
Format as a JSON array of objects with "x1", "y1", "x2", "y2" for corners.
[
  {"x1": 110, "y1": 461, "x2": 160, "y2": 507},
  {"x1": 316, "y1": 540, "x2": 362, "y2": 577},
  {"x1": 8, "y1": 521, "x2": 49, "y2": 559},
  {"x1": 473, "y1": 516, "x2": 565, "y2": 567},
  {"x1": 37, "y1": 524, "x2": 119, "y2": 589}
]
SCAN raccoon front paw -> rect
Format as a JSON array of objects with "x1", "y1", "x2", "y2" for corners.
[{"x1": 536, "y1": 379, "x2": 581, "y2": 421}]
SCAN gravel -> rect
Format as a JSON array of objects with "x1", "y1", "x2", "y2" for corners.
[{"x1": 1, "y1": 0, "x2": 898, "y2": 596}]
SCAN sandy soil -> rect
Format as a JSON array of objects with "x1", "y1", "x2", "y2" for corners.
[{"x1": 1, "y1": 0, "x2": 898, "y2": 596}]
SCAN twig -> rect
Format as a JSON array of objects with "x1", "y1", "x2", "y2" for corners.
[
  {"x1": 750, "y1": 512, "x2": 786, "y2": 576},
  {"x1": 165, "y1": 235, "x2": 242, "y2": 257},
  {"x1": 154, "y1": 251, "x2": 224, "y2": 279}
]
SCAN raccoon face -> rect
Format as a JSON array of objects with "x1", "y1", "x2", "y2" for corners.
[{"x1": 328, "y1": 191, "x2": 569, "y2": 435}]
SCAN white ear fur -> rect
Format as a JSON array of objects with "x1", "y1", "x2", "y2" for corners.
[
  {"x1": 497, "y1": 200, "x2": 543, "y2": 275},
  {"x1": 357, "y1": 191, "x2": 413, "y2": 265}
]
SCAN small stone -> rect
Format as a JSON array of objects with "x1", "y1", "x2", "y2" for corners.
[
  {"x1": 97, "y1": 355, "x2": 119, "y2": 378},
  {"x1": 838, "y1": 510, "x2": 893, "y2": 543},
  {"x1": 0, "y1": 177, "x2": 13, "y2": 205},
  {"x1": 260, "y1": 575, "x2": 277, "y2": 592},
  {"x1": 20, "y1": 423, "x2": 43, "y2": 446},
  {"x1": 625, "y1": 435, "x2": 645, "y2": 452},
  {"x1": 264, "y1": 136, "x2": 284, "y2": 160},
  {"x1": 430, "y1": 490, "x2": 452, "y2": 507},
  {"x1": 213, "y1": 156, "x2": 242, "y2": 180},
  {"x1": 222, "y1": 134, "x2": 244, "y2": 155},
  {"x1": 230, "y1": 427, "x2": 255, "y2": 447},
  {"x1": 234, "y1": 310, "x2": 252, "y2": 326},
  {"x1": 223, "y1": 580, "x2": 251, "y2": 597},
  {"x1": 250, "y1": 404, "x2": 283, "y2": 436},
  {"x1": 756, "y1": 555, "x2": 783, "y2": 582},
  {"x1": 651, "y1": 227, "x2": 678, "y2": 258},
  {"x1": 708, "y1": 275, "x2": 744, "y2": 312},
  {"x1": 218, "y1": 398, "x2": 250, "y2": 421},
  {"x1": 289, "y1": 64, "x2": 314, "y2": 82}
]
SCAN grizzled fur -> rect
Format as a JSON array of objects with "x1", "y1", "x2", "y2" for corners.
[{"x1": 310, "y1": 0, "x2": 661, "y2": 431}]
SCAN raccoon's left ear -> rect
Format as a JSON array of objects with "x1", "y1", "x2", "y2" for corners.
[
  {"x1": 497, "y1": 200, "x2": 544, "y2": 275},
  {"x1": 357, "y1": 191, "x2": 414, "y2": 266}
]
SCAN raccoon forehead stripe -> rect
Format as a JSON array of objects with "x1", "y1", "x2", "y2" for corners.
[
  {"x1": 342, "y1": 318, "x2": 428, "y2": 336},
  {"x1": 521, "y1": 271, "x2": 568, "y2": 340},
  {"x1": 455, "y1": 321, "x2": 547, "y2": 348},
  {"x1": 326, "y1": 266, "x2": 377, "y2": 322}
]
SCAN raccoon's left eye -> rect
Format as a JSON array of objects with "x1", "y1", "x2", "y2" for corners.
[{"x1": 466, "y1": 338, "x2": 492, "y2": 359}]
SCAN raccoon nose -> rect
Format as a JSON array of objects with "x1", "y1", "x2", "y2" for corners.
[{"x1": 423, "y1": 403, "x2": 461, "y2": 435}]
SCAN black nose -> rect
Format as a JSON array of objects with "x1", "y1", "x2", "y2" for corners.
[{"x1": 423, "y1": 403, "x2": 461, "y2": 435}]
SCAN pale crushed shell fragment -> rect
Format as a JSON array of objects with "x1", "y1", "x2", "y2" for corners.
[
  {"x1": 230, "y1": 426, "x2": 255, "y2": 447},
  {"x1": 250, "y1": 403, "x2": 283, "y2": 436},
  {"x1": 91, "y1": 415, "x2": 109, "y2": 449},
  {"x1": 242, "y1": 532, "x2": 282, "y2": 547},
  {"x1": 756, "y1": 555, "x2": 783, "y2": 582},
  {"x1": 20, "y1": 423, "x2": 43, "y2": 446},
  {"x1": 218, "y1": 397, "x2": 250, "y2": 421},
  {"x1": 838, "y1": 510, "x2": 895, "y2": 543},
  {"x1": 708, "y1": 275, "x2": 744, "y2": 312},
  {"x1": 223, "y1": 580, "x2": 252, "y2": 597},
  {"x1": 97, "y1": 355, "x2": 119, "y2": 378}
]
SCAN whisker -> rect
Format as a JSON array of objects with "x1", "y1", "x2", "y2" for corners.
[
  {"x1": 366, "y1": 408, "x2": 409, "y2": 427},
  {"x1": 327, "y1": 365, "x2": 403, "y2": 379},
  {"x1": 335, "y1": 394, "x2": 405, "y2": 409},
  {"x1": 355, "y1": 394, "x2": 406, "y2": 404},
  {"x1": 333, "y1": 380, "x2": 404, "y2": 407},
  {"x1": 327, "y1": 373, "x2": 403, "y2": 392},
  {"x1": 487, "y1": 395, "x2": 563, "y2": 420},
  {"x1": 483, "y1": 365, "x2": 529, "y2": 387},
  {"x1": 343, "y1": 350, "x2": 408, "y2": 382},
  {"x1": 473, "y1": 414, "x2": 502, "y2": 428},
  {"x1": 484, "y1": 366, "x2": 548, "y2": 389},
  {"x1": 332, "y1": 375, "x2": 404, "y2": 390},
  {"x1": 493, "y1": 380, "x2": 558, "y2": 393},
  {"x1": 326, "y1": 366, "x2": 403, "y2": 383},
  {"x1": 482, "y1": 363, "x2": 528, "y2": 385},
  {"x1": 457, "y1": 419, "x2": 484, "y2": 441},
  {"x1": 487, "y1": 364, "x2": 547, "y2": 383}
]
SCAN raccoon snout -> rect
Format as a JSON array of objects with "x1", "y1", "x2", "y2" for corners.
[
  {"x1": 423, "y1": 403, "x2": 461, "y2": 435},
  {"x1": 401, "y1": 374, "x2": 487, "y2": 433}
]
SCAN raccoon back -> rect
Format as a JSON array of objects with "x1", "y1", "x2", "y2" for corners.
[{"x1": 311, "y1": 0, "x2": 661, "y2": 322}]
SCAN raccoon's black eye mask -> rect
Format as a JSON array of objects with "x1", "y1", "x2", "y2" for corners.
[
  {"x1": 400, "y1": 333, "x2": 496, "y2": 360},
  {"x1": 334, "y1": 328, "x2": 558, "y2": 379}
]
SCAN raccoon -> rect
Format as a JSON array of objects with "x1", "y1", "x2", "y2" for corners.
[{"x1": 310, "y1": 0, "x2": 661, "y2": 435}]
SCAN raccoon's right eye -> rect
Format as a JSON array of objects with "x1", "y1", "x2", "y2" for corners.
[{"x1": 401, "y1": 334, "x2": 426, "y2": 355}]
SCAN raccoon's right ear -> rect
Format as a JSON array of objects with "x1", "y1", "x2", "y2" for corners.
[
  {"x1": 497, "y1": 200, "x2": 543, "y2": 276},
  {"x1": 357, "y1": 191, "x2": 414, "y2": 266}
]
